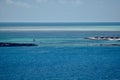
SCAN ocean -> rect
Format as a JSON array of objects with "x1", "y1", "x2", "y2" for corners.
[{"x1": 0, "y1": 24, "x2": 120, "y2": 80}]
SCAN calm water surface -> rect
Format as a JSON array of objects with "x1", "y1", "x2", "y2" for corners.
[{"x1": 0, "y1": 31, "x2": 120, "y2": 80}]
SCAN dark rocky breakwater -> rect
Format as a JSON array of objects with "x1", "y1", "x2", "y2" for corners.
[{"x1": 0, "y1": 42, "x2": 37, "y2": 47}]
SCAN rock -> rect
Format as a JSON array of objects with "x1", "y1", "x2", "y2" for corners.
[
  {"x1": 85, "y1": 37, "x2": 120, "y2": 41},
  {"x1": 0, "y1": 42, "x2": 37, "y2": 47}
]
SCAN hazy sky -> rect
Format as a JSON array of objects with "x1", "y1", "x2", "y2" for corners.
[{"x1": 0, "y1": 0, "x2": 120, "y2": 22}]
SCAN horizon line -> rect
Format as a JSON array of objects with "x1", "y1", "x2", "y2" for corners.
[
  {"x1": 0, "y1": 22, "x2": 120, "y2": 26},
  {"x1": 0, "y1": 21, "x2": 120, "y2": 23},
  {"x1": 0, "y1": 28, "x2": 120, "y2": 31}
]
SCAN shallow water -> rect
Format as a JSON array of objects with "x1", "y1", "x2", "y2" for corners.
[{"x1": 0, "y1": 31, "x2": 120, "y2": 46}]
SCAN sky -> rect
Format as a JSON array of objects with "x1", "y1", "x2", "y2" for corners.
[{"x1": 0, "y1": 0, "x2": 120, "y2": 22}]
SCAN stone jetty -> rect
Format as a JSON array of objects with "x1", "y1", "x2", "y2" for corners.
[{"x1": 0, "y1": 42, "x2": 37, "y2": 47}]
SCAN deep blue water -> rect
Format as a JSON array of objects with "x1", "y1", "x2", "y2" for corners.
[{"x1": 0, "y1": 31, "x2": 120, "y2": 80}]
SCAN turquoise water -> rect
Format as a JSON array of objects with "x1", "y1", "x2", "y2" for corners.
[
  {"x1": 1, "y1": 22, "x2": 120, "y2": 31},
  {"x1": 0, "y1": 31, "x2": 120, "y2": 80}
]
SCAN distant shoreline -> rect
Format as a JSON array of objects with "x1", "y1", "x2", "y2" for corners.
[{"x1": 0, "y1": 22, "x2": 120, "y2": 31}]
